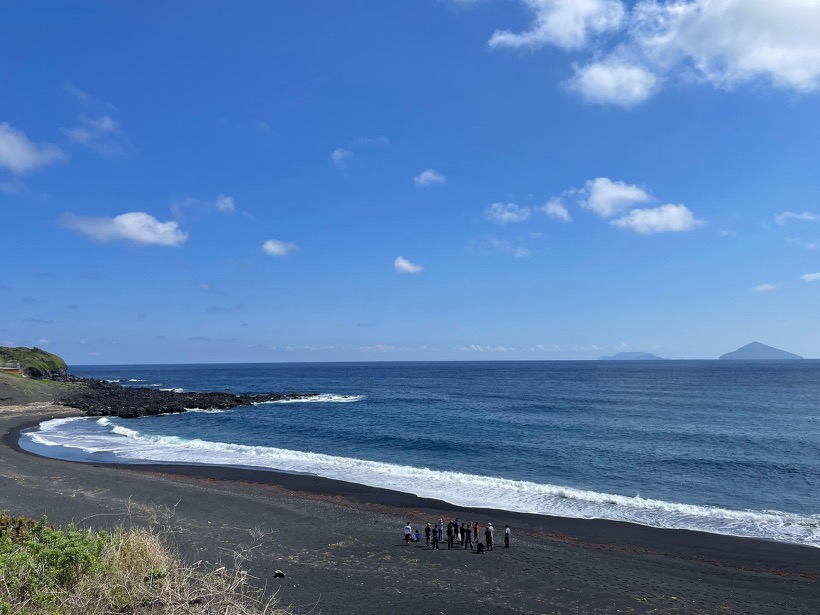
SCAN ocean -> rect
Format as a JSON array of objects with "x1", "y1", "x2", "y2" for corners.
[{"x1": 20, "y1": 361, "x2": 820, "y2": 547}]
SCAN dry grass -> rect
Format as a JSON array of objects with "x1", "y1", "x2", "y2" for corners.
[{"x1": 0, "y1": 514, "x2": 292, "y2": 615}]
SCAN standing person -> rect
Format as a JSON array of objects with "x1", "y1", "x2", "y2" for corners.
[
  {"x1": 464, "y1": 524, "x2": 473, "y2": 549},
  {"x1": 504, "y1": 524, "x2": 510, "y2": 548},
  {"x1": 425, "y1": 522, "x2": 431, "y2": 546},
  {"x1": 473, "y1": 521, "x2": 479, "y2": 546},
  {"x1": 446, "y1": 522, "x2": 454, "y2": 549},
  {"x1": 431, "y1": 527, "x2": 439, "y2": 549},
  {"x1": 437, "y1": 519, "x2": 444, "y2": 543},
  {"x1": 404, "y1": 521, "x2": 412, "y2": 545},
  {"x1": 460, "y1": 523, "x2": 467, "y2": 547},
  {"x1": 485, "y1": 523, "x2": 494, "y2": 551}
]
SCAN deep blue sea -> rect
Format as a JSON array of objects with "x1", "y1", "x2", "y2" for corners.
[{"x1": 20, "y1": 361, "x2": 820, "y2": 547}]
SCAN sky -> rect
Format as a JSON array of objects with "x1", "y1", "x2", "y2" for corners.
[{"x1": 2, "y1": 0, "x2": 820, "y2": 364}]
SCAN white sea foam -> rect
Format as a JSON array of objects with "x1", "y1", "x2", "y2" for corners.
[
  {"x1": 105, "y1": 379, "x2": 120, "y2": 383},
  {"x1": 256, "y1": 394, "x2": 366, "y2": 405},
  {"x1": 184, "y1": 408, "x2": 227, "y2": 414},
  {"x1": 127, "y1": 379, "x2": 146, "y2": 382},
  {"x1": 22, "y1": 417, "x2": 820, "y2": 548},
  {"x1": 160, "y1": 388, "x2": 185, "y2": 393}
]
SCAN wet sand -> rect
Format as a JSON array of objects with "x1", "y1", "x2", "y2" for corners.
[{"x1": 2, "y1": 403, "x2": 819, "y2": 614}]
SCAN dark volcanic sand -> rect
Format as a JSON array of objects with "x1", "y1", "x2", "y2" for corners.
[{"x1": 2, "y1": 405, "x2": 819, "y2": 615}]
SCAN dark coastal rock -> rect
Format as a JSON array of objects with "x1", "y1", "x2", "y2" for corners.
[{"x1": 60, "y1": 378, "x2": 313, "y2": 419}]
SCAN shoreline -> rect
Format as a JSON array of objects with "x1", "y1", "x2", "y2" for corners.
[{"x1": 3, "y1": 404, "x2": 820, "y2": 614}]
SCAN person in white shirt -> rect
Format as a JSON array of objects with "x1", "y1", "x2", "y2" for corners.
[{"x1": 404, "y1": 522, "x2": 412, "y2": 545}]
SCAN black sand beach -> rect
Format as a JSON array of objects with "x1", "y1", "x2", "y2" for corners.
[{"x1": 2, "y1": 403, "x2": 820, "y2": 614}]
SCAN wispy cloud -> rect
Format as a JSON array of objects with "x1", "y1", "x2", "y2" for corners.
[
  {"x1": 63, "y1": 212, "x2": 188, "y2": 246},
  {"x1": 473, "y1": 237, "x2": 531, "y2": 257},
  {"x1": 331, "y1": 148, "x2": 352, "y2": 168},
  {"x1": 800, "y1": 272, "x2": 820, "y2": 282},
  {"x1": 262, "y1": 239, "x2": 298, "y2": 256},
  {"x1": 394, "y1": 256, "x2": 424, "y2": 274},
  {"x1": 785, "y1": 237, "x2": 819, "y2": 251},
  {"x1": 540, "y1": 197, "x2": 572, "y2": 222},
  {"x1": 0, "y1": 122, "x2": 65, "y2": 174},
  {"x1": 775, "y1": 211, "x2": 820, "y2": 225},
  {"x1": 753, "y1": 283, "x2": 777, "y2": 292},
  {"x1": 484, "y1": 202, "x2": 531, "y2": 224},
  {"x1": 214, "y1": 194, "x2": 235, "y2": 213},
  {"x1": 414, "y1": 168, "x2": 446, "y2": 187},
  {"x1": 61, "y1": 115, "x2": 130, "y2": 157},
  {"x1": 353, "y1": 135, "x2": 390, "y2": 146}
]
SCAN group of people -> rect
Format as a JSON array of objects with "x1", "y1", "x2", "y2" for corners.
[{"x1": 403, "y1": 518, "x2": 510, "y2": 551}]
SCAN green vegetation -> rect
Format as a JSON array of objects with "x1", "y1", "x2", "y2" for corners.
[
  {"x1": 0, "y1": 513, "x2": 289, "y2": 615},
  {"x1": 0, "y1": 347, "x2": 68, "y2": 379}
]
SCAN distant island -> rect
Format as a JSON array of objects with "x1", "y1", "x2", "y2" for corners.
[
  {"x1": 598, "y1": 352, "x2": 667, "y2": 361},
  {"x1": 719, "y1": 342, "x2": 803, "y2": 360}
]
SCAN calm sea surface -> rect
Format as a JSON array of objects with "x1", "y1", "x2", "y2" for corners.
[{"x1": 21, "y1": 361, "x2": 820, "y2": 546}]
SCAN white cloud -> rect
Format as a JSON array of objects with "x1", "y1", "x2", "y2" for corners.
[
  {"x1": 540, "y1": 198, "x2": 572, "y2": 222},
  {"x1": 488, "y1": 0, "x2": 626, "y2": 51},
  {"x1": 214, "y1": 194, "x2": 235, "y2": 214},
  {"x1": 485, "y1": 202, "x2": 531, "y2": 224},
  {"x1": 775, "y1": 211, "x2": 820, "y2": 225},
  {"x1": 800, "y1": 272, "x2": 820, "y2": 282},
  {"x1": 580, "y1": 177, "x2": 650, "y2": 218},
  {"x1": 481, "y1": 0, "x2": 820, "y2": 105},
  {"x1": 753, "y1": 283, "x2": 777, "y2": 292},
  {"x1": 0, "y1": 122, "x2": 65, "y2": 173},
  {"x1": 414, "y1": 168, "x2": 446, "y2": 187},
  {"x1": 456, "y1": 344, "x2": 514, "y2": 352},
  {"x1": 331, "y1": 148, "x2": 351, "y2": 168},
  {"x1": 394, "y1": 256, "x2": 424, "y2": 274},
  {"x1": 569, "y1": 58, "x2": 657, "y2": 106},
  {"x1": 61, "y1": 115, "x2": 128, "y2": 157},
  {"x1": 720, "y1": 229, "x2": 738, "y2": 237},
  {"x1": 611, "y1": 203, "x2": 702, "y2": 234},
  {"x1": 63, "y1": 212, "x2": 188, "y2": 246},
  {"x1": 477, "y1": 237, "x2": 532, "y2": 257},
  {"x1": 262, "y1": 239, "x2": 298, "y2": 256},
  {"x1": 37, "y1": 339, "x2": 50, "y2": 346},
  {"x1": 632, "y1": 0, "x2": 820, "y2": 93}
]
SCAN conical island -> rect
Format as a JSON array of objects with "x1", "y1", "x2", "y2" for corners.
[{"x1": 719, "y1": 342, "x2": 803, "y2": 360}]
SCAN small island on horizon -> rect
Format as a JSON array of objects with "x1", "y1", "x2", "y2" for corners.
[
  {"x1": 719, "y1": 341, "x2": 803, "y2": 360},
  {"x1": 598, "y1": 352, "x2": 668, "y2": 361}
]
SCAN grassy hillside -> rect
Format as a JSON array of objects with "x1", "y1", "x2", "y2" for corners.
[
  {"x1": 0, "y1": 346, "x2": 68, "y2": 379},
  {"x1": 0, "y1": 371, "x2": 78, "y2": 406}
]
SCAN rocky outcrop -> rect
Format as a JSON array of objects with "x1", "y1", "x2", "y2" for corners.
[{"x1": 59, "y1": 379, "x2": 314, "y2": 418}]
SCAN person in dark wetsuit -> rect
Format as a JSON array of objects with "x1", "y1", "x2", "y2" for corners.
[
  {"x1": 425, "y1": 522, "x2": 431, "y2": 545},
  {"x1": 504, "y1": 524, "x2": 510, "y2": 548},
  {"x1": 464, "y1": 524, "x2": 473, "y2": 549},
  {"x1": 446, "y1": 522, "x2": 454, "y2": 549}
]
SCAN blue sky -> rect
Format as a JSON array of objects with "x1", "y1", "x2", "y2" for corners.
[{"x1": 3, "y1": 0, "x2": 820, "y2": 364}]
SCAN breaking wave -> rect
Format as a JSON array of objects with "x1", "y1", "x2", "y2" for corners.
[{"x1": 23, "y1": 416, "x2": 820, "y2": 548}]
